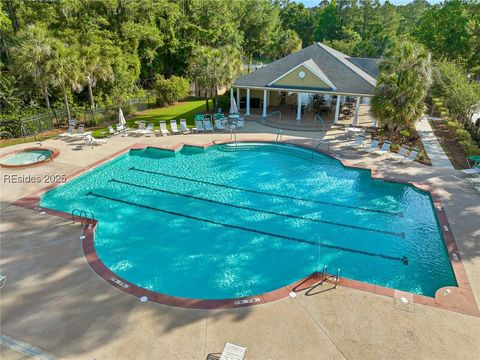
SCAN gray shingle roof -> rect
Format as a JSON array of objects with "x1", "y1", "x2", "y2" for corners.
[
  {"x1": 234, "y1": 43, "x2": 379, "y2": 96},
  {"x1": 347, "y1": 57, "x2": 380, "y2": 78}
]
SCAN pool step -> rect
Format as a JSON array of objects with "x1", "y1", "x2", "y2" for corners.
[{"x1": 217, "y1": 143, "x2": 325, "y2": 162}]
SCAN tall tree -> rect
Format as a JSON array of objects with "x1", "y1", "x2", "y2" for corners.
[
  {"x1": 371, "y1": 40, "x2": 432, "y2": 137},
  {"x1": 76, "y1": 33, "x2": 114, "y2": 109},
  {"x1": 10, "y1": 24, "x2": 54, "y2": 108},
  {"x1": 48, "y1": 39, "x2": 80, "y2": 120},
  {"x1": 189, "y1": 45, "x2": 242, "y2": 112}
]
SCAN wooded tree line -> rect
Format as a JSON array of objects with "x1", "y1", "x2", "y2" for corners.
[{"x1": 0, "y1": 0, "x2": 479, "y2": 118}]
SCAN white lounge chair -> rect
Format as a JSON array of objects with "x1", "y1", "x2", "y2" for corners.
[
  {"x1": 194, "y1": 119, "x2": 205, "y2": 133},
  {"x1": 116, "y1": 124, "x2": 128, "y2": 136},
  {"x1": 402, "y1": 149, "x2": 419, "y2": 162},
  {"x1": 462, "y1": 168, "x2": 480, "y2": 176},
  {"x1": 219, "y1": 342, "x2": 246, "y2": 360},
  {"x1": 170, "y1": 120, "x2": 180, "y2": 134},
  {"x1": 391, "y1": 145, "x2": 410, "y2": 160},
  {"x1": 204, "y1": 119, "x2": 214, "y2": 132},
  {"x1": 107, "y1": 126, "x2": 117, "y2": 136},
  {"x1": 139, "y1": 123, "x2": 154, "y2": 136},
  {"x1": 214, "y1": 118, "x2": 226, "y2": 131},
  {"x1": 131, "y1": 121, "x2": 146, "y2": 134},
  {"x1": 349, "y1": 135, "x2": 365, "y2": 149},
  {"x1": 364, "y1": 139, "x2": 380, "y2": 153},
  {"x1": 159, "y1": 121, "x2": 171, "y2": 136},
  {"x1": 84, "y1": 134, "x2": 107, "y2": 148},
  {"x1": 60, "y1": 125, "x2": 75, "y2": 137},
  {"x1": 374, "y1": 140, "x2": 392, "y2": 155},
  {"x1": 180, "y1": 119, "x2": 190, "y2": 134}
]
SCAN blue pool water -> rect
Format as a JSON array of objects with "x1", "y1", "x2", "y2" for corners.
[
  {"x1": 1, "y1": 149, "x2": 52, "y2": 166},
  {"x1": 40, "y1": 143, "x2": 457, "y2": 299}
]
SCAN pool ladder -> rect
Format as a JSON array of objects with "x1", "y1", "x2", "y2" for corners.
[
  {"x1": 320, "y1": 266, "x2": 340, "y2": 288},
  {"x1": 230, "y1": 122, "x2": 238, "y2": 149},
  {"x1": 71, "y1": 208, "x2": 95, "y2": 225}
]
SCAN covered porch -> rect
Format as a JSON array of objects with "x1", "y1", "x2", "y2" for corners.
[{"x1": 229, "y1": 87, "x2": 376, "y2": 131}]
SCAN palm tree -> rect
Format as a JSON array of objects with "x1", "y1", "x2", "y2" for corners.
[
  {"x1": 77, "y1": 41, "x2": 114, "y2": 109},
  {"x1": 189, "y1": 45, "x2": 242, "y2": 112},
  {"x1": 371, "y1": 40, "x2": 432, "y2": 138},
  {"x1": 10, "y1": 24, "x2": 54, "y2": 109},
  {"x1": 48, "y1": 40, "x2": 81, "y2": 120}
]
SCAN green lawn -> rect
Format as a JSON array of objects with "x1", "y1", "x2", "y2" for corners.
[{"x1": 92, "y1": 97, "x2": 213, "y2": 137}]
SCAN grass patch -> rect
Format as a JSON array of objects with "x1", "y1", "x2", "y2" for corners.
[{"x1": 92, "y1": 97, "x2": 213, "y2": 138}]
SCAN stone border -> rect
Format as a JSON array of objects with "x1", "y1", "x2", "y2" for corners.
[
  {"x1": 11, "y1": 140, "x2": 480, "y2": 316},
  {"x1": 0, "y1": 147, "x2": 60, "y2": 168}
]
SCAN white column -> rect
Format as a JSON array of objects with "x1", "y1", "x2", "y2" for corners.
[
  {"x1": 230, "y1": 88, "x2": 234, "y2": 110},
  {"x1": 246, "y1": 88, "x2": 251, "y2": 116},
  {"x1": 353, "y1": 96, "x2": 361, "y2": 125},
  {"x1": 334, "y1": 95, "x2": 342, "y2": 124},
  {"x1": 262, "y1": 90, "x2": 267, "y2": 117},
  {"x1": 236, "y1": 88, "x2": 241, "y2": 111},
  {"x1": 296, "y1": 93, "x2": 302, "y2": 121}
]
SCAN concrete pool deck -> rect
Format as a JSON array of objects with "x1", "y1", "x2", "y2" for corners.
[{"x1": 1, "y1": 121, "x2": 480, "y2": 359}]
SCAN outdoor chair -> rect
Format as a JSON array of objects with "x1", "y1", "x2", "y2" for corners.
[
  {"x1": 219, "y1": 342, "x2": 246, "y2": 360},
  {"x1": 363, "y1": 139, "x2": 380, "y2": 153},
  {"x1": 374, "y1": 140, "x2": 392, "y2": 155},
  {"x1": 170, "y1": 120, "x2": 180, "y2": 135},
  {"x1": 194, "y1": 119, "x2": 205, "y2": 133},
  {"x1": 391, "y1": 145, "x2": 410, "y2": 160},
  {"x1": 180, "y1": 119, "x2": 190, "y2": 134},
  {"x1": 159, "y1": 121, "x2": 171, "y2": 136},
  {"x1": 204, "y1": 119, "x2": 214, "y2": 132}
]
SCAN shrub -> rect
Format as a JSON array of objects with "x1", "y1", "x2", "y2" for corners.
[{"x1": 154, "y1": 75, "x2": 190, "y2": 107}]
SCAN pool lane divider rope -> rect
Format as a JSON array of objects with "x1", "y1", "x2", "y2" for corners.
[
  {"x1": 85, "y1": 191, "x2": 409, "y2": 265},
  {"x1": 109, "y1": 178, "x2": 405, "y2": 238},
  {"x1": 128, "y1": 166, "x2": 404, "y2": 217}
]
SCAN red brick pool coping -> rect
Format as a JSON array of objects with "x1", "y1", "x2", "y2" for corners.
[
  {"x1": 0, "y1": 147, "x2": 60, "y2": 168},
  {"x1": 11, "y1": 139, "x2": 480, "y2": 316}
]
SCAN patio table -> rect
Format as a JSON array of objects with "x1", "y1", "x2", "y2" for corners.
[{"x1": 344, "y1": 127, "x2": 364, "y2": 138}]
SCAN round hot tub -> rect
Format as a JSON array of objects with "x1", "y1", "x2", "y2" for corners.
[{"x1": 0, "y1": 147, "x2": 59, "y2": 168}]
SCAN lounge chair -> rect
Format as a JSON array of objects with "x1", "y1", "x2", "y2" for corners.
[
  {"x1": 214, "y1": 118, "x2": 226, "y2": 131},
  {"x1": 402, "y1": 149, "x2": 419, "y2": 162},
  {"x1": 84, "y1": 134, "x2": 107, "y2": 148},
  {"x1": 363, "y1": 139, "x2": 380, "y2": 153},
  {"x1": 194, "y1": 119, "x2": 205, "y2": 133},
  {"x1": 219, "y1": 342, "x2": 246, "y2": 360},
  {"x1": 179, "y1": 119, "x2": 190, "y2": 134},
  {"x1": 170, "y1": 120, "x2": 180, "y2": 135},
  {"x1": 108, "y1": 126, "x2": 117, "y2": 136},
  {"x1": 374, "y1": 140, "x2": 392, "y2": 155},
  {"x1": 116, "y1": 124, "x2": 128, "y2": 136},
  {"x1": 204, "y1": 119, "x2": 214, "y2": 132},
  {"x1": 461, "y1": 168, "x2": 480, "y2": 176},
  {"x1": 391, "y1": 145, "x2": 410, "y2": 160},
  {"x1": 349, "y1": 135, "x2": 365, "y2": 149},
  {"x1": 131, "y1": 121, "x2": 146, "y2": 134},
  {"x1": 60, "y1": 125, "x2": 75, "y2": 137},
  {"x1": 159, "y1": 121, "x2": 171, "y2": 136},
  {"x1": 139, "y1": 123, "x2": 155, "y2": 136}
]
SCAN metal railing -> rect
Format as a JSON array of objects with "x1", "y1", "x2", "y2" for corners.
[
  {"x1": 275, "y1": 129, "x2": 283, "y2": 144},
  {"x1": 262, "y1": 111, "x2": 282, "y2": 122},
  {"x1": 230, "y1": 122, "x2": 238, "y2": 148},
  {"x1": 314, "y1": 114, "x2": 326, "y2": 134},
  {"x1": 71, "y1": 208, "x2": 95, "y2": 225}
]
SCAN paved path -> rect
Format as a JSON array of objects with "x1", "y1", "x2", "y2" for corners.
[{"x1": 415, "y1": 116, "x2": 454, "y2": 169}]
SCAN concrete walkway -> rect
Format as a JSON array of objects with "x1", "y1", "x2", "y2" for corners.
[{"x1": 415, "y1": 116, "x2": 454, "y2": 169}]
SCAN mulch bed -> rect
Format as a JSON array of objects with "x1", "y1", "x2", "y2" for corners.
[{"x1": 429, "y1": 120, "x2": 469, "y2": 169}]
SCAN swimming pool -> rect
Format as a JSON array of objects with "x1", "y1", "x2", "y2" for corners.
[{"x1": 40, "y1": 142, "x2": 457, "y2": 300}]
